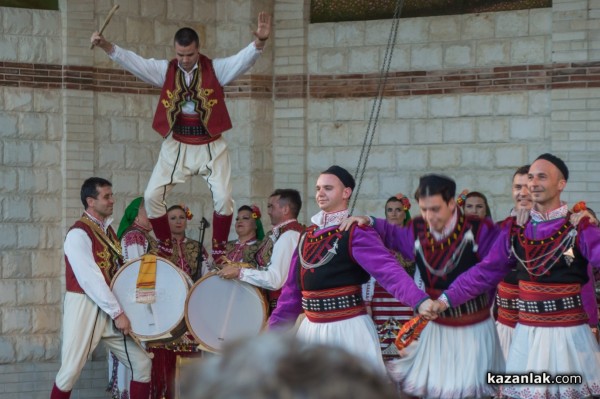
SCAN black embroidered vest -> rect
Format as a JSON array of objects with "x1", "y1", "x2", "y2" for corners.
[
  {"x1": 412, "y1": 215, "x2": 484, "y2": 290},
  {"x1": 510, "y1": 217, "x2": 588, "y2": 284},
  {"x1": 297, "y1": 225, "x2": 370, "y2": 291}
]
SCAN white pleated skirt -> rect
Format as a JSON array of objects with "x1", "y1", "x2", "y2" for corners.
[
  {"x1": 387, "y1": 316, "x2": 505, "y2": 399},
  {"x1": 502, "y1": 323, "x2": 600, "y2": 399},
  {"x1": 296, "y1": 314, "x2": 388, "y2": 376},
  {"x1": 496, "y1": 321, "x2": 515, "y2": 363}
]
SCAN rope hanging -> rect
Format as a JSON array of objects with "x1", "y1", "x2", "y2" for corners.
[{"x1": 350, "y1": 0, "x2": 405, "y2": 214}]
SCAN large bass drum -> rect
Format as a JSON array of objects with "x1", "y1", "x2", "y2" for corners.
[
  {"x1": 111, "y1": 256, "x2": 192, "y2": 342},
  {"x1": 185, "y1": 272, "x2": 267, "y2": 352}
]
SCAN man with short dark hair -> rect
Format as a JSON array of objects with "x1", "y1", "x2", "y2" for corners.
[
  {"x1": 340, "y1": 173, "x2": 504, "y2": 397},
  {"x1": 91, "y1": 13, "x2": 271, "y2": 262},
  {"x1": 219, "y1": 188, "x2": 304, "y2": 313},
  {"x1": 270, "y1": 166, "x2": 432, "y2": 376},
  {"x1": 495, "y1": 164, "x2": 532, "y2": 361},
  {"x1": 51, "y1": 178, "x2": 152, "y2": 399},
  {"x1": 440, "y1": 153, "x2": 600, "y2": 398}
]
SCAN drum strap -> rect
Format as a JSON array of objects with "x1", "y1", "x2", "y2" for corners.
[{"x1": 136, "y1": 254, "x2": 157, "y2": 304}]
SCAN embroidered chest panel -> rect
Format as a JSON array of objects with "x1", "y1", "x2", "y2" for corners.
[
  {"x1": 225, "y1": 240, "x2": 260, "y2": 265},
  {"x1": 169, "y1": 239, "x2": 204, "y2": 277},
  {"x1": 510, "y1": 220, "x2": 587, "y2": 283},
  {"x1": 413, "y1": 216, "x2": 481, "y2": 289},
  {"x1": 74, "y1": 219, "x2": 122, "y2": 282},
  {"x1": 255, "y1": 221, "x2": 304, "y2": 269},
  {"x1": 299, "y1": 225, "x2": 343, "y2": 268},
  {"x1": 255, "y1": 233, "x2": 275, "y2": 268},
  {"x1": 298, "y1": 225, "x2": 369, "y2": 291}
]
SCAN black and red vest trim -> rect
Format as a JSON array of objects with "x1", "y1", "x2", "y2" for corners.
[
  {"x1": 412, "y1": 214, "x2": 485, "y2": 289},
  {"x1": 509, "y1": 216, "x2": 588, "y2": 284},
  {"x1": 65, "y1": 217, "x2": 122, "y2": 293},
  {"x1": 152, "y1": 55, "x2": 232, "y2": 142},
  {"x1": 295, "y1": 224, "x2": 370, "y2": 322}
]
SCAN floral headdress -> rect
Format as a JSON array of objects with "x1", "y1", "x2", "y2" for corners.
[
  {"x1": 456, "y1": 189, "x2": 469, "y2": 207},
  {"x1": 179, "y1": 203, "x2": 193, "y2": 220},
  {"x1": 250, "y1": 204, "x2": 265, "y2": 240},
  {"x1": 573, "y1": 201, "x2": 587, "y2": 213},
  {"x1": 394, "y1": 193, "x2": 411, "y2": 211},
  {"x1": 251, "y1": 204, "x2": 262, "y2": 219}
]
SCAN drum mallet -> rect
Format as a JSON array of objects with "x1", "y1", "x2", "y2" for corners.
[
  {"x1": 129, "y1": 332, "x2": 155, "y2": 360},
  {"x1": 90, "y1": 4, "x2": 120, "y2": 49}
]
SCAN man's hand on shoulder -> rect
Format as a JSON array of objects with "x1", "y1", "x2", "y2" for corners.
[{"x1": 339, "y1": 216, "x2": 370, "y2": 231}]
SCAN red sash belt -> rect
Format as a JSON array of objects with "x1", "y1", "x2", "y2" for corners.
[
  {"x1": 172, "y1": 114, "x2": 220, "y2": 145},
  {"x1": 427, "y1": 287, "x2": 490, "y2": 327},
  {"x1": 518, "y1": 281, "x2": 588, "y2": 327},
  {"x1": 302, "y1": 285, "x2": 366, "y2": 323},
  {"x1": 496, "y1": 281, "x2": 519, "y2": 328}
]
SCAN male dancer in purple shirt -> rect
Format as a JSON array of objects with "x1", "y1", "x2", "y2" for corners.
[
  {"x1": 341, "y1": 173, "x2": 504, "y2": 398},
  {"x1": 439, "y1": 153, "x2": 600, "y2": 399},
  {"x1": 269, "y1": 165, "x2": 433, "y2": 376}
]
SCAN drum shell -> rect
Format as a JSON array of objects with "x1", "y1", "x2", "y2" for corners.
[
  {"x1": 111, "y1": 256, "x2": 192, "y2": 342},
  {"x1": 185, "y1": 272, "x2": 267, "y2": 352}
]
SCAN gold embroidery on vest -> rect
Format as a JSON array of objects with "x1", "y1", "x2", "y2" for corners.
[
  {"x1": 166, "y1": 74, "x2": 186, "y2": 128},
  {"x1": 194, "y1": 73, "x2": 215, "y2": 127},
  {"x1": 79, "y1": 216, "x2": 122, "y2": 280}
]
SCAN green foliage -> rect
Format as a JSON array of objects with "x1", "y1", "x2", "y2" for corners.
[{"x1": 310, "y1": 0, "x2": 551, "y2": 23}]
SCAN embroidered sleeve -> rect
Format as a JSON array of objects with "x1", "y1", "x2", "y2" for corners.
[{"x1": 121, "y1": 230, "x2": 148, "y2": 261}]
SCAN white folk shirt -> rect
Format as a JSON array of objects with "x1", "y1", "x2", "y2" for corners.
[
  {"x1": 64, "y1": 212, "x2": 123, "y2": 319},
  {"x1": 108, "y1": 42, "x2": 262, "y2": 116},
  {"x1": 239, "y1": 220, "x2": 301, "y2": 291}
]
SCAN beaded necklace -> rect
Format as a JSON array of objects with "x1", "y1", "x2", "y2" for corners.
[{"x1": 510, "y1": 220, "x2": 576, "y2": 277}]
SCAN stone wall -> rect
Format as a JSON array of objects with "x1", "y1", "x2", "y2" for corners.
[
  {"x1": 1, "y1": 0, "x2": 600, "y2": 397},
  {"x1": 301, "y1": 8, "x2": 553, "y2": 218},
  {"x1": 0, "y1": 5, "x2": 64, "y2": 399}
]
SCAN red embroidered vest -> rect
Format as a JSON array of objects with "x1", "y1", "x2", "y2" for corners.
[
  {"x1": 65, "y1": 217, "x2": 122, "y2": 293},
  {"x1": 152, "y1": 55, "x2": 232, "y2": 140}
]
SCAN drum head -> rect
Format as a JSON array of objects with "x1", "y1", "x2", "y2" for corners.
[
  {"x1": 111, "y1": 257, "x2": 191, "y2": 340},
  {"x1": 185, "y1": 273, "x2": 267, "y2": 352}
]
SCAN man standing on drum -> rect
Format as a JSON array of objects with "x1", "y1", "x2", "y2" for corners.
[
  {"x1": 90, "y1": 12, "x2": 272, "y2": 263},
  {"x1": 218, "y1": 189, "x2": 304, "y2": 314},
  {"x1": 51, "y1": 178, "x2": 152, "y2": 399}
]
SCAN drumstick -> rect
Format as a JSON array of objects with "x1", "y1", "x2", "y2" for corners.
[
  {"x1": 90, "y1": 4, "x2": 120, "y2": 49},
  {"x1": 129, "y1": 332, "x2": 155, "y2": 359}
]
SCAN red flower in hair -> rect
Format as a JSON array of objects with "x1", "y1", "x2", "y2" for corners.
[
  {"x1": 573, "y1": 201, "x2": 587, "y2": 213},
  {"x1": 395, "y1": 193, "x2": 411, "y2": 211},
  {"x1": 456, "y1": 189, "x2": 469, "y2": 207},
  {"x1": 180, "y1": 204, "x2": 193, "y2": 220},
  {"x1": 251, "y1": 204, "x2": 262, "y2": 219}
]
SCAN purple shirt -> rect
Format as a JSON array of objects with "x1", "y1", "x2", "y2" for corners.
[
  {"x1": 268, "y1": 225, "x2": 429, "y2": 329},
  {"x1": 444, "y1": 217, "x2": 600, "y2": 313},
  {"x1": 372, "y1": 216, "x2": 499, "y2": 267}
]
